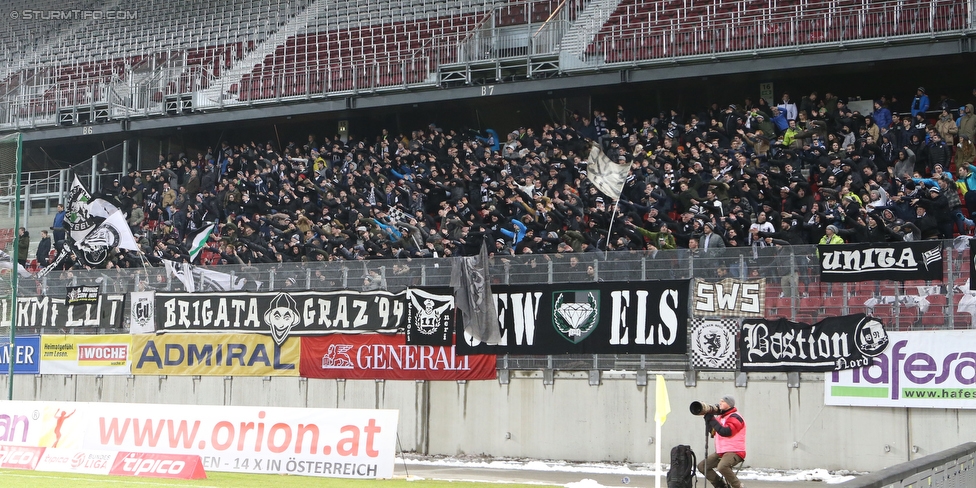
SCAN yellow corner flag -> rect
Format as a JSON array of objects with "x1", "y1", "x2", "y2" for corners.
[{"x1": 655, "y1": 374, "x2": 671, "y2": 425}]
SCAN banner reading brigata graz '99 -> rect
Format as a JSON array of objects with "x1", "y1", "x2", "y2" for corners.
[
  {"x1": 456, "y1": 280, "x2": 689, "y2": 355},
  {"x1": 154, "y1": 290, "x2": 406, "y2": 344}
]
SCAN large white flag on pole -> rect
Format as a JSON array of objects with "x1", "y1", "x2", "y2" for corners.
[
  {"x1": 80, "y1": 210, "x2": 140, "y2": 252},
  {"x1": 88, "y1": 198, "x2": 121, "y2": 219},
  {"x1": 163, "y1": 259, "x2": 196, "y2": 292},
  {"x1": 586, "y1": 142, "x2": 630, "y2": 200}
]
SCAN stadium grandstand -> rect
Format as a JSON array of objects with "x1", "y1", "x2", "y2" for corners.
[{"x1": 0, "y1": 0, "x2": 974, "y2": 480}]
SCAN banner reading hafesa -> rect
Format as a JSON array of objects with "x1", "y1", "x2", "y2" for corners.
[{"x1": 300, "y1": 334, "x2": 496, "y2": 381}]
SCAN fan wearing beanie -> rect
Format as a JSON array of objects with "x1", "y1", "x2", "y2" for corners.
[{"x1": 697, "y1": 394, "x2": 746, "y2": 488}]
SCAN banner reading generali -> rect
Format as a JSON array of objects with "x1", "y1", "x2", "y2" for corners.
[
  {"x1": 300, "y1": 335, "x2": 495, "y2": 381},
  {"x1": 130, "y1": 333, "x2": 299, "y2": 376}
]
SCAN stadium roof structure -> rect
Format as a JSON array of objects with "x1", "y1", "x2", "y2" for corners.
[{"x1": 0, "y1": 0, "x2": 971, "y2": 145}]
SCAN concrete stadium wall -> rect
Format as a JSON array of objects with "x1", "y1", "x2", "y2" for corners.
[{"x1": 2, "y1": 372, "x2": 970, "y2": 473}]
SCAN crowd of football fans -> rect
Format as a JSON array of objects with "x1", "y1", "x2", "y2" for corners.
[{"x1": 44, "y1": 86, "x2": 976, "y2": 271}]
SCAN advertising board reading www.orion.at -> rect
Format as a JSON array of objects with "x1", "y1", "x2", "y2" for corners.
[{"x1": 0, "y1": 400, "x2": 399, "y2": 478}]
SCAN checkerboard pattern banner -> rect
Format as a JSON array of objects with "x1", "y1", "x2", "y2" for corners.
[{"x1": 690, "y1": 317, "x2": 739, "y2": 370}]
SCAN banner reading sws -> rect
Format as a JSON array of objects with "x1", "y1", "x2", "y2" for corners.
[
  {"x1": 456, "y1": 280, "x2": 689, "y2": 355},
  {"x1": 40, "y1": 335, "x2": 131, "y2": 375},
  {"x1": 154, "y1": 290, "x2": 406, "y2": 344},
  {"x1": 818, "y1": 241, "x2": 943, "y2": 282},
  {"x1": 131, "y1": 333, "x2": 299, "y2": 376},
  {"x1": 692, "y1": 278, "x2": 765, "y2": 317},
  {"x1": 301, "y1": 334, "x2": 495, "y2": 380}
]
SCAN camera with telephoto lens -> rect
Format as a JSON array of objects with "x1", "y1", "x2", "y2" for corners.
[{"x1": 689, "y1": 401, "x2": 721, "y2": 416}]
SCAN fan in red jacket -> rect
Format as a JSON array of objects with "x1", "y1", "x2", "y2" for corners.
[{"x1": 697, "y1": 395, "x2": 746, "y2": 488}]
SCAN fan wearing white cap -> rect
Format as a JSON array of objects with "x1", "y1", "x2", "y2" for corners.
[{"x1": 697, "y1": 395, "x2": 746, "y2": 488}]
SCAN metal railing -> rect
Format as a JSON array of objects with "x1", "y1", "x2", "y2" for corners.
[
  {"x1": 585, "y1": 0, "x2": 972, "y2": 65},
  {"x1": 10, "y1": 241, "x2": 975, "y2": 357},
  {"x1": 836, "y1": 442, "x2": 976, "y2": 488},
  {"x1": 0, "y1": 143, "x2": 127, "y2": 225},
  {"x1": 0, "y1": 0, "x2": 970, "y2": 129}
]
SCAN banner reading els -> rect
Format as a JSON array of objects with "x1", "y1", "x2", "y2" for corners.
[
  {"x1": 300, "y1": 335, "x2": 496, "y2": 381},
  {"x1": 130, "y1": 333, "x2": 299, "y2": 376},
  {"x1": 456, "y1": 280, "x2": 689, "y2": 355}
]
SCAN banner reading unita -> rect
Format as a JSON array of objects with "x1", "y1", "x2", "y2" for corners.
[
  {"x1": 40, "y1": 335, "x2": 131, "y2": 375},
  {"x1": 130, "y1": 333, "x2": 299, "y2": 376}
]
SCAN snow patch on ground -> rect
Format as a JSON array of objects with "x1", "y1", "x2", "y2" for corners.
[{"x1": 399, "y1": 454, "x2": 860, "y2": 485}]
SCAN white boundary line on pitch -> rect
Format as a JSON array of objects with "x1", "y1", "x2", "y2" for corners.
[{"x1": 0, "y1": 472, "x2": 219, "y2": 487}]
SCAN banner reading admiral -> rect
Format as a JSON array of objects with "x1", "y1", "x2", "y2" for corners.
[
  {"x1": 131, "y1": 333, "x2": 299, "y2": 376},
  {"x1": 155, "y1": 290, "x2": 405, "y2": 344},
  {"x1": 456, "y1": 280, "x2": 689, "y2": 355}
]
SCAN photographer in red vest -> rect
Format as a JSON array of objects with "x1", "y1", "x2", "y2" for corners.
[{"x1": 697, "y1": 395, "x2": 746, "y2": 488}]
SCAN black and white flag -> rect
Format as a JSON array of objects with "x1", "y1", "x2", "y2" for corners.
[
  {"x1": 66, "y1": 285, "x2": 99, "y2": 306},
  {"x1": 64, "y1": 175, "x2": 96, "y2": 244},
  {"x1": 163, "y1": 259, "x2": 257, "y2": 293},
  {"x1": 586, "y1": 142, "x2": 630, "y2": 199},
  {"x1": 76, "y1": 210, "x2": 140, "y2": 257},
  {"x1": 451, "y1": 243, "x2": 501, "y2": 345}
]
